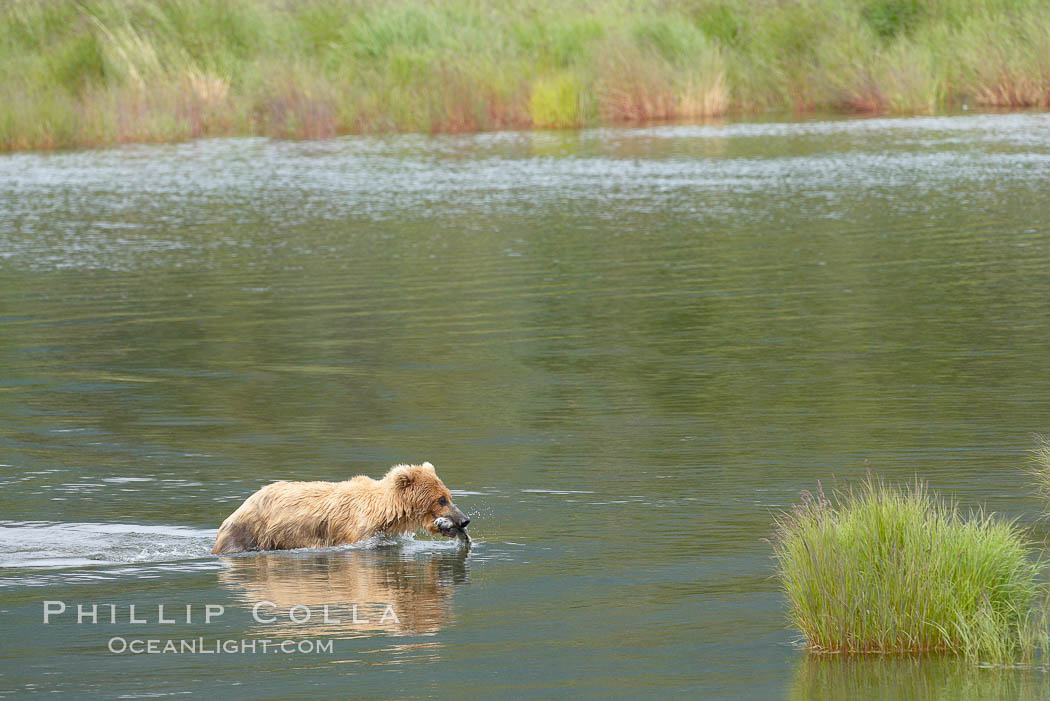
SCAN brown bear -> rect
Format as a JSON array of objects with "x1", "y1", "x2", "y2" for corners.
[{"x1": 211, "y1": 462, "x2": 470, "y2": 555}]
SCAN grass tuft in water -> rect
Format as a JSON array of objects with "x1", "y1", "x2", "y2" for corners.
[
  {"x1": 1031, "y1": 439, "x2": 1050, "y2": 502},
  {"x1": 771, "y1": 478, "x2": 1046, "y2": 662}
]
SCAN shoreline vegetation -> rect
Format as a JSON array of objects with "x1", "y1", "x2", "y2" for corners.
[
  {"x1": 772, "y1": 479, "x2": 1046, "y2": 663},
  {"x1": 3, "y1": 0, "x2": 1050, "y2": 150}
]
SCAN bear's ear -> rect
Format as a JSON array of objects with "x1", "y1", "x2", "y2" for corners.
[
  {"x1": 394, "y1": 469, "x2": 416, "y2": 492},
  {"x1": 421, "y1": 461, "x2": 435, "y2": 472}
]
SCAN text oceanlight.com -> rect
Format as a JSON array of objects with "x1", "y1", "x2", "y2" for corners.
[{"x1": 107, "y1": 638, "x2": 333, "y2": 654}]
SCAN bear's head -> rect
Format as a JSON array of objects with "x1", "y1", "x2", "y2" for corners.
[{"x1": 387, "y1": 462, "x2": 470, "y2": 537}]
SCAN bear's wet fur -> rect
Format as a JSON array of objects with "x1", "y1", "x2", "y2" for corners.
[{"x1": 212, "y1": 462, "x2": 469, "y2": 554}]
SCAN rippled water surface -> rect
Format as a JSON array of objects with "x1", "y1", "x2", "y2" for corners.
[{"x1": 2, "y1": 113, "x2": 1050, "y2": 699}]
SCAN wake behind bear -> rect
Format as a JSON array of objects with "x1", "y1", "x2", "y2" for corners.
[{"x1": 212, "y1": 462, "x2": 470, "y2": 554}]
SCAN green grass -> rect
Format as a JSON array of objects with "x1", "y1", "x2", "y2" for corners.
[
  {"x1": 2, "y1": 0, "x2": 1050, "y2": 149},
  {"x1": 771, "y1": 478, "x2": 1046, "y2": 662},
  {"x1": 1033, "y1": 440, "x2": 1050, "y2": 502}
]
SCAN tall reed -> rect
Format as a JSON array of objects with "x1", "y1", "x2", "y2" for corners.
[
  {"x1": 772, "y1": 478, "x2": 1045, "y2": 663},
  {"x1": 2, "y1": 0, "x2": 1050, "y2": 150}
]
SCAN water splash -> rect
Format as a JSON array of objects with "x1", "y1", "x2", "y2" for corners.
[{"x1": 0, "y1": 520, "x2": 216, "y2": 569}]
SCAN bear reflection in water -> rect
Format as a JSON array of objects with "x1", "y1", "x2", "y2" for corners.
[{"x1": 217, "y1": 546, "x2": 470, "y2": 637}]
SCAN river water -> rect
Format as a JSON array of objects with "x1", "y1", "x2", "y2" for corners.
[{"x1": 1, "y1": 113, "x2": 1050, "y2": 699}]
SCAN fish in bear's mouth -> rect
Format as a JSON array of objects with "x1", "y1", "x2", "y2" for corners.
[{"x1": 434, "y1": 516, "x2": 471, "y2": 544}]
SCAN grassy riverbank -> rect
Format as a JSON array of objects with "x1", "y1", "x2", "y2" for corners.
[
  {"x1": 3, "y1": 0, "x2": 1050, "y2": 149},
  {"x1": 772, "y1": 480, "x2": 1045, "y2": 662}
]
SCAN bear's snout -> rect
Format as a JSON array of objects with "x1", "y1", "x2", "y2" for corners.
[
  {"x1": 449, "y1": 506, "x2": 469, "y2": 528},
  {"x1": 434, "y1": 503, "x2": 471, "y2": 537}
]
